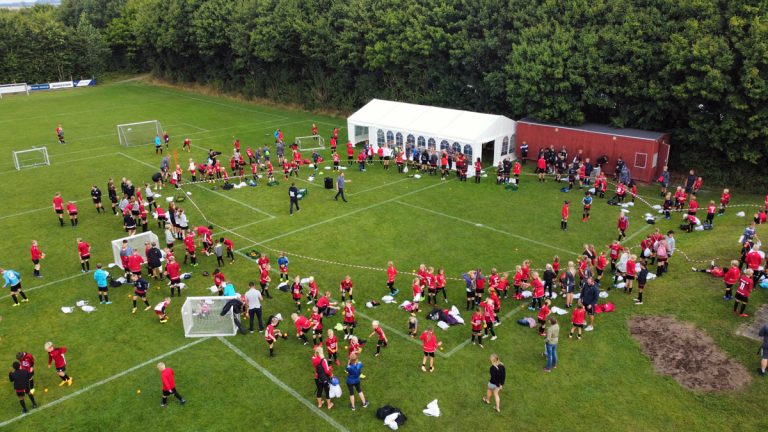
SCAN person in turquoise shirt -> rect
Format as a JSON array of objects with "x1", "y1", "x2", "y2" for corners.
[{"x1": 93, "y1": 263, "x2": 111, "y2": 305}]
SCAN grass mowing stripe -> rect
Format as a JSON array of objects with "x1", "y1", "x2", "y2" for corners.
[
  {"x1": 396, "y1": 200, "x2": 580, "y2": 256},
  {"x1": 217, "y1": 337, "x2": 351, "y2": 432},
  {"x1": 187, "y1": 183, "x2": 276, "y2": 218},
  {"x1": 443, "y1": 304, "x2": 527, "y2": 357},
  {"x1": 347, "y1": 177, "x2": 411, "y2": 196},
  {"x1": 0, "y1": 338, "x2": 209, "y2": 428}
]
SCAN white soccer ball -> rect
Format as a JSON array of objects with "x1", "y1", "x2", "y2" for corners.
[{"x1": 186, "y1": 192, "x2": 192, "y2": 196}]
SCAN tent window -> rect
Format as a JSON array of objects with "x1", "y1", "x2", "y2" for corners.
[
  {"x1": 509, "y1": 135, "x2": 515, "y2": 155},
  {"x1": 377, "y1": 130, "x2": 385, "y2": 147},
  {"x1": 417, "y1": 136, "x2": 426, "y2": 148},
  {"x1": 440, "y1": 140, "x2": 449, "y2": 151},
  {"x1": 395, "y1": 133, "x2": 403, "y2": 147},
  {"x1": 427, "y1": 138, "x2": 436, "y2": 150},
  {"x1": 407, "y1": 134, "x2": 415, "y2": 146},
  {"x1": 464, "y1": 144, "x2": 473, "y2": 159},
  {"x1": 386, "y1": 131, "x2": 394, "y2": 147},
  {"x1": 452, "y1": 142, "x2": 461, "y2": 154},
  {"x1": 501, "y1": 137, "x2": 509, "y2": 155}
]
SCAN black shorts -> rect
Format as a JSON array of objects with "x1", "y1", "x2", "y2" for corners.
[
  {"x1": 344, "y1": 321, "x2": 356, "y2": 328},
  {"x1": 110, "y1": 196, "x2": 118, "y2": 204},
  {"x1": 170, "y1": 277, "x2": 181, "y2": 285},
  {"x1": 69, "y1": 212, "x2": 78, "y2": 216},
  {"x1": 387, "y1": 281, "x2": 394, "y2": 288},
  {"x1": 93, "y1": 198, "x2": 101, "y2": 204},
  {"x1": 80, "y1": 255, "x2": 90, "y2": 260},
  {"x1": 596, "y1": 268, "x2": 604, "y2": 276},
  {"x1": 466, "y1": 290, "x2": 474, "y2": 298},
  {"x1": 166, "y1": 242, "x2": 174, "y2": 249},
  {"x1": 377, "y1": 339, "x2": 387, "y2": 347},
  {"x1": 132, "y1": 270, "x2": 142, "y2": 276},
  {"x1": 32, "y1": 259, "x2": 39, "y2": 265},
  {"x1": 624, "y1": 275, "x2": 635, "y2": 281},
  {"x1": 260, "y1": 282, "x2": 268, "y2": 289},
  {"x1": 735, "y1": 293, "x2": 749, "y2": 303},
  {"x1": 408, "y1": 322, "x2": 416, "y2": 330},
  {"x1": 97, "y1": 285, "x2": 108, "y2": 291},
  {"x1": 10, "y1": 283, "x2": 21, "y2": 292},
  {"x1": 162, "y1": 388, "x2": 176, "y2": 396},
  {"x1": 56, "y1": 366, "x2": 66, "y2": 373},
  {"x1": 347, "y1": 382, "x2": 361, "y2": 394},
  {"x1": 725, "y1": 283, "x2": 734, "y2": 289},
  {"x1": 134, "y1": 290, "x2": 147, "y2": 297},
  {"x1": 384, "y1": 156, "x2": 391, "y2": 161},
  {"x1": 125, "y1": 226, "x2": 136, "y2": 232},
  {"x1": 585, "y1": 305, "x2": 595, "y2": 316},
  {"x1": 423, "y1": 351, "x2": 435, "y2": 357},
  {"x1": 55, "y1": 209, "x2": 63, "y2": 214},
  {"x1": 638, "y1": 282, "x2": 646, "y2": 289},
  {"x1": 313, "y1": 329, "x2": 323, "y2": 335}
]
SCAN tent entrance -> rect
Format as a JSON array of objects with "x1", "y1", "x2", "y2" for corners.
[{"x1": 481, "y1": 141, "x2": 495, "y2": 165}]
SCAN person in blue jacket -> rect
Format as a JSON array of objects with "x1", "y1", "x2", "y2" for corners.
[
  {"x1": 93, "y1": 263, "x2": 111, "y2": 305},
  {"x1": 345, "y1": 354, "x2": 368, "y2": 411},
  {"x1": 1, "y1": 268, "x2": 28, "y2": 306}
]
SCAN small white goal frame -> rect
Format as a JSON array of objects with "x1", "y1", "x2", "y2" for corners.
[
  {"x1": 117, "y1": 120, "x2": 163, "y2": 147},
  {"x1": 13, "y1": 147, "x2": 50, "y2": 170},
  {"x1": 181, "y1": 296, "x2": 239, "y2": 338},
  {"x1": 111, "y1": 231, "x2": 160, "y2": 269},
  {"x1": 0, "y1": 83, "x2": 29, "y2": 99},
  {"x1": 294, "y1": 135, "x2": 325, "y2": 151}
]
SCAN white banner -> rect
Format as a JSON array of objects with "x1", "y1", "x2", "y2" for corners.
[
  {"x1": 49, "y1": 81, "x2": 74, "y2": 89},
  {"x1": 0, "y1": 84, "x2": 28, "y2": 94}
]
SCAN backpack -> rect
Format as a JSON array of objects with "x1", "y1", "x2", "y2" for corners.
[
  {"x1": 376, "y1": 405, "x2": 396, "y2": 420},
  {"x1": 426, "y1": 308, "x2": 441, "y2": 321},
  {"x1": 315, "y1": 360, "x2": 329, "y2": 385}
]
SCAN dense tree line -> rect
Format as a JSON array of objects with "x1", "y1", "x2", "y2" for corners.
[{"x1": 1, "y1": 0, "x2": 766, "y2": 187}]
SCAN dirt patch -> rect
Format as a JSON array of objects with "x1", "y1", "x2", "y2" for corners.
[
  {"x1": 736, "y1": 304, "x2": 768, "y2": 342},
  {"x1": 629, "y1": 315, "x2": 752, "y2": 391}
]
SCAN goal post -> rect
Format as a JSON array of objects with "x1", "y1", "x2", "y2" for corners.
[
  {"x1": 181, "y1": 296, "x2": 239, "y2": 337},
  {"x1": 110, "y1": 231, "x2": 160, "y2": 269},
  {"x1": 13, "y1": 147, "x2": 50, "y2": 170},
  {"x1": 0, "y1": 83, "x2": 29, "y2": 99},
  {"x1": 294, "y1": 135, "x2": 325, "y2": 151},
  {"x1": 117, "y1": 120, "x2": 163, "y2": 147}
]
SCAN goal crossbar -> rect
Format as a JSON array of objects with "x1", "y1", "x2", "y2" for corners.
[
  {"x1": 13, "y1": 147, "x2": 50, "y2": 170},
  {"x1": 117, "y1": 120, "x2": 163, "y2": 147},
  {"x1": 294, "y1": 135, "x2": 325, "y2": 151},
  {"x1": 0, "y1": 83, "x2": 29, "y2": 99}
]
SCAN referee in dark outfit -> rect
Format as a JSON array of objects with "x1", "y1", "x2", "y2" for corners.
[{"x1": 289, "y1": 182, "x2": 300, "y2": 215}]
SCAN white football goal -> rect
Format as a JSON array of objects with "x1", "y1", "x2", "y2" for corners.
[
  {"x1": 181, "y1": 296, "x2": 239, "y2": 337},
  {"x1": 111, "y1": 231, "x2": 160, "y2": 269},
  {"x1": 117, "y1": 120, "x2": 163, "y2": 147},
  {"x1": 13, "y1": 147, "x2": 50, "y2": 170},
  {"x1": 0, "y1": 83, "x2": 29, "y2": 99},
  {"x1": 294, "y1": 135, "x2": 325, "y2": 151}
]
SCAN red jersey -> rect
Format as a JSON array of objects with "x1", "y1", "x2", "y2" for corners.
[
  {"x1": 343, "y1": 304, "x2": 355, "y2": 323},
  {"x1": 688, "y1": 199, "x2": 698, "y2": 213},
  {"x1": 295, "y1": 315, "x2": 311, "y2": 332},
  {"x1": 308, "y1": 281, "x2": 318, "y2": 297},
  {"x1": 561, "y1": 203, "x2": 569, "y2": 219},
  {"x1": 618, "y1": 216, "x2": 629, "y2": 230},
  {"x1": 291, "y1": 282, "x2": 302, "y2": 299},
  {"x1": 482, "y1": 301, "x2": 496, "y2": 322},
  {"x1": 246, "y1": 147, "x2": 255, "y2": 158},
  {"x1": 537, "y1": 303, "x2": 550, "y2": 321},
  {"x1": 184, "y1": 235, "x2": 195, "y2": 253},
  {"x1": 333, "y1": 153, "x2": 340, "y2": 163},
  {"x1": 490, "y1": 292, "x2": 501, "y2": 311},
  {"x1": 610, "y1": 244, "x2": 623, "y2": 260},
  {"x1": 18, "y1": 353, "x2": 34, "y2": 371},
  {"x1": 223, "y1": 238, "x2": 234, "y2": 250},
  {"x1": 707, "y1": 204, "x2": 716, "y2": 215},
  {"x1": 310, "y1": 312, "x2": 323, "y2": 330},
  {"x1": 720, "y1": 193, "x2": 730, "y2": 205},
  {"x1": 412, "y1": 281, "x2": 422, "y2": 297},
  {"x1": 489, "y1": 274, "x2": 500, "y2": 289},
  {"x1": 513, "y1": 162, "x2": 521, "y2": 175},
  {"x1": 436, "y1": 273, "x2": 446, "y2": 288},
  {"x1": 340, "y1": 279, "x2": 353, "y2": 291},
  {"x1": 259, "y1": 268, "x2": 269, "y2": 284},
  {"x1": 160, "y1": 367, "x2": 176, "y2": 391},
  {"x1": 498, "y1": 277, "x2": 509, "y2": 292},
  {"x1": 693, "y1": 178, "x2": 703, "y2": 190},
  {"x1": 474, "y1": 161, "x2": 482, "y2": 173},
  {"x1": 77, "y1": 241, "x2": 90, "y2": 257},
  {"x1": 348, "y1": 340, "x2": 361, "y2": 357},
  {"x1": 316, "y1": 296, "x2": 329, "y2": 309},
  {"x1": 47, "y1": 347, "x2": 67, "y2": 368},
  {"x1": 265, "y1": 324, "x2": 276, "y2": 342},
  {"x1": 471, "y1": 312, "x2": 484, "y2": 331},
  {"x1": 53, "y1": 196, "x2": 63, "y2": 210},
  {"x1": 572, "y1": 308, "x2": 586, "y2": 325},
  {"x1": 513, "y1": 271, "x2": 523, "y2": 287},
  {"x1": 745, "y1": 251, "x2": 762, "y2": 271},
  {"x1": 553, "y1": 260, "x2": 560, "y2": 273},
  {"x1": 737, "y1": 276, "x2": 754, "y2": 298},
  {"x1": 521, "y1": 264, "x2": 530, "y2": 281},
  {"x1": 440, "y1": 155, "x2": 448, "y2": 167},
  {"x1": 128, "y1": 254, "x2": 144, "y2": 272},
  {"x1": 257, "y1": 256, "x2": 270, "y2": 271},
  {"x1": 532, "y1": 279, "x2": 544, "y2": 298},
  {"x1": 387, "y1": 265, "x2": 397, "y2": 283},
  {"x1": 420, "y1": 332, "x2": 437, "y2": 353},
  {"x1": 166, "y1": 261, "x2": 181, "y2": 279},
  {"x1": 373, "y1": 326, "x2": 386, "y2": 341},
  {"x1": 30, "y1": 245, "x2": 43, "y2": 260},
  {"x1": 66, "y1": 202, "x2": 77, "y2": 214},
  {"x1": 537, "y1": 157, "x2": 546, "y2": 170},
  {"x1": 326, "y1": 336, "x2": 338, "y2": 353},
  {"x1": 597, "y1": 255, "x2": 607, "y2": 270},
  {"x1": 214, "y1": 272, "x2": 226, "y2": 287},
  {"x1": 625, "y1": 260, "x2": 636, "y2": 276},
  {"x1": 723, "y1": 267, "x2": 741, "y2": 285}
]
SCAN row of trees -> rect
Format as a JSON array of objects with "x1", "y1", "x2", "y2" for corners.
[{"x1": 1, "y1": 0, "x2": 766, "y2": 187}]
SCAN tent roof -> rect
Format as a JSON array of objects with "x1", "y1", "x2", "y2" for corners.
[
  {"x1": 519, "y1": 118, "x2": 666, "y2": 141},
  {"x1": 348, "y1": 99, "x2": 515, "y2": 143}
]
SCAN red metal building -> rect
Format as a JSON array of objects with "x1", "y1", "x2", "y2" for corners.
[{"x1": 516, "y1": 118, "x2": 670, "y2": 183}]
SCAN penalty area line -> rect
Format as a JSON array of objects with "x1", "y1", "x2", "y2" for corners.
[
  {"x1": 218, "y1": 337, "x2": 350, "y2": 432},
  {"x1": 0, "y1": 338, "x2": 209, "y2": 428}
]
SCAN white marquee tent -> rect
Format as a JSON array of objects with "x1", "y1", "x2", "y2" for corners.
[{"x1": 347, "y1": 99, "x2": 516, "y2": 176}]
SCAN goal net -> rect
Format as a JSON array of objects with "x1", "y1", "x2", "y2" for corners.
[
  {"x1": 117, "y1": 120, "x2": 163, "y2": 147},
  {"x1": 294, "y1": 135, "x2": 325, "y2": 151},
  {"x1": 182, "y1": 296, "x2": 239, "y2": 337},
  {"x1": 13, "y1": 147, "x2": 50, "y2": 170},
  {"x1": 0, "y1": 83, "x2": 29, "y2": 99},
  {"x1": 110, "y1": 231, "x2": 160, "y2": 269}
]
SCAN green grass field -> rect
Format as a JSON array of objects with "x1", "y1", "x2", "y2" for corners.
[{"x1": 0, "y1": 78, "x2": 766, "y2": 432}]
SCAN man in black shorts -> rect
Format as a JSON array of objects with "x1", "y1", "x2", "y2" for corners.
[
  {"x1": 91, "y1": 185, "x2": 104, "y2": 213},
  {"x1": 580, "y1": 276, "x2": 598, "y2": 331},
  {"x1": 9, "y1": 361, "x2": 37, "y2": 414}
]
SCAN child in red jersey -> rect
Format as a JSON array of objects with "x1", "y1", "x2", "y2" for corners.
[
  {"x1": 537, "y1": 299, "x2": 551, "y2": 336},
  {"x1": 291, "y1": 276, "x2": 303, "y2": 312},
  {"x1": 157, "y1": 362, "x2": 186, "y2": 407},
  {"x1": 30, "y1": 240, "x2": 45, "y2": 278},
  {"x1": 561, "y1": 200, "x2": 569, "y2": 231},
  {"x1": 624, "y1": 254, "x2": 637, "y2": 294},
  {"x1": 723, "y1": 260, "x2": 741, "y2": 301},
  {"x1": 342, "y1": 300, "x2": 356, "y2": 340},
  {"x1": 310, "y1": 306, "x2": 324, "y2": 345},
  {"x1": 420, "y1": 327, "x2": 442, "y2": 373},
  {"x1": 154, "y1": 297, "x2": 170, "y2": 323},
  {"x1": 66, "y1": 201, "x2": 79, "y2": 227},
  {"x1": 15, "y1": 351, "x2": 35, "y2": 395},
  {"x1": 719, "y1": 188, "x2": 730, "y2": 215},
  {"x1": 483, "y1": 297, "x2": 498, "y2": 341},
  {"x1": 471, "y1": 307, "x2": 484, "y2": 348},
  {"x1": 339, "y1": 275, "x2": 354, "y2": 303},
  {"x1": 706, "y1": 200, "x2": 717, "y2": 225},
  {"x1": 411, "y1": 277, "x2": 422, "y2": 313},
  {"x1": 265, "y1": 315, "x2": 287, "y2": 357},
  {"x1": 291, "y1": 313, "x2": 312, "y2": 345},
  {"x1": 386, "y1": 261, "x2": 398, "y2": 295},
  {"x1": 45, "y1": 341, "x2": 72, "y2": 386},
  {"x1": 617, "y1": 212, "x2": 629, "y2": 241},
  {"x1": 326, "y1": 329, "x2": 340, "y2": 366},
  {"x1": 734, "y1": 269, "x2": 754, "y2": 317},
  {"x1": 569, "y1": 302, "x2": 586, "y2": 340},
  {"x1": 474, "y1": 158, "x2": 482, "y2": 183},
  {"x1": 76, "y1": 238, "x2": 91, "y2": 273},
  {"x1": 369, "y1": 321, "x2": 388, "y2": 357}
]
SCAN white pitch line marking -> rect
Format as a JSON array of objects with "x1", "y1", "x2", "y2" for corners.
[
  {"x1": 0, "y1": 338, "x2": 209, "y2": 428},
  {"x1": 218, "y1": 337, "x2": 350, "y2": 432}
]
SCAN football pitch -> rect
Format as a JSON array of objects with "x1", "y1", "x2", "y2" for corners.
[{"x1": 0, "y1": 78, "x2": 765, "y2": 431}]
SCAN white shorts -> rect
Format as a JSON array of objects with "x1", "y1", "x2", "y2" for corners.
[{"x1": 413, "y1": 293, "x2": 422, "y2": 303}]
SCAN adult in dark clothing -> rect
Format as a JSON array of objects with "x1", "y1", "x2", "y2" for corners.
[
  {"x1": 758, "y1": 324, "x2": 768, "y2": 376},
  {"x1": 579, "y1": 277, "x2": 598, "y2": 332},
  {"x1": 483, "y1": 353, "x2": 505, "y2": 412},
  {"x1": 614, "y1": 157, "x2": 625, "y2": 180},
  {"x1": 288, "y1": 183, "x2": 300, "y2": 215},
  {"x1": 334, "y1": 173, "x2": 349, "y2": 203},
  {"x1": 146, "y1": 243, "x2": 163, "y2": 280},
  {"x1": 583, "y1": 159, "x2": 594, "y2": 184},
  {"x1": 221, "y1": 297, "x2": 247, "y2": 334},
  {"x1": 684, "y1": 169, "x2": 696, "y2": 193},
  {"x1": 519, "y1": 142, "x2": 529, "y2": 164},
  {"x1": 9, "y1": 362, "x2": 37, "y2": 414}
]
